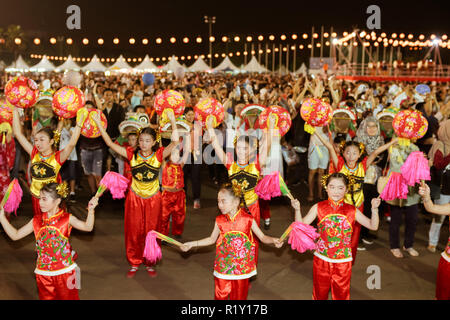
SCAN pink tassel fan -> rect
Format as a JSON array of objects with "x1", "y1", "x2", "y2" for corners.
[
  {"x1": 1, "y1": 179, "x2": 23, "y2": 216},
  {"x1": 380, "y1": 172, "x2": 409, "y2": 201},
  {"x1": 288, "y1": 221, "x2": 320, "y2": 253},
  {"x1": 401, "y1": 151, "x2": 431, "y2": 186},
  {"x1": 255, "y1": 172, "x2": 281, "y2": 200},
  {"x1": 143, "y1": 231, "x2": 162, "y2": 264},
  {"x1": 97, "y1": 171, "x2": 129, "y2": 199}
]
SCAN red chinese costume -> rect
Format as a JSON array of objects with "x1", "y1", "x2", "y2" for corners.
[
  {"x1": 214, "y1": 208, "x2": 256, "y2": 300},
  {"x1": 125, "y1": 147, "x2": 164, "y2": 267},
  {"x1": 313, "y1": 199, "x2": 356, "y2": 300},
  {"x1": 160, "y1": 161, "x2": 186, "y2": 236},
  {"x1": 329, "y1": 155, "x2": 367, "y2": 264},
  {"x1": 436, "y1": 227, "x2": 450, "y2": 300},
  {"x1": 30, "y1": 146, "x2": 64, "y2": 216},
  {"x1": 33, "y1": 209, "x2": 79, "y2": 300}
]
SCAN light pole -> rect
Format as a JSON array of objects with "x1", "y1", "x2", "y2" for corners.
[{"x1": 204, "y1": 15, "x2": 216, "y2": 68}]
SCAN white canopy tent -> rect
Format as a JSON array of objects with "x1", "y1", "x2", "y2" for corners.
[
  {"x1": 161, "y1": 55, "x2": 186, "y2": 73},
  {"x1": 6, "y1": 55, "x2": 30, "y2": 72},
  {"x1": 213, "y1": 56, "x2": 240, "y2": 72},
  {"x1": 188, "y1": 56, "x2": 211, "y2": 72},
  {"x1": 55, "y1": 55, "x2": 81, "y2": 72},
  {"x1": 134, "y1": 55, "x2": 158, "y2": 73},
  {"x1": 295, "y1": 63, "x2": 308, "y2": 76},
  {"x1": 277, "y1": 65, "x2": 289, "y2": 75},
  {"x1": 243, "y1": 56, "x2": 268, "y2": 73},
  {"x1": 29, "y1": 56, "x2": 55, "y2": 72},
  {"x1": 108, "y1": 55, "x2": 133, "y2": 72},
  {"x1": 81, "y1": 55, "x2": 107, "y2": 72}
]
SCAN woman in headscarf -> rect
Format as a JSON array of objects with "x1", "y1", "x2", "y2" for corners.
[
  {"x1": 355, "y1": 116, "x2": 385, "y2": 248},
  {"x1": 427, "y1": 119, "x2": 450, "y2": 253}
]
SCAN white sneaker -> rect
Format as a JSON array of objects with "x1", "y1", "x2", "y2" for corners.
[{"x1": 403, "y1": 246, "x2": 419, "y2": 257}]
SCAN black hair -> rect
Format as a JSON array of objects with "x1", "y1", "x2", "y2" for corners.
[
  {"x1": 40, "y1": 183, "x2": 67, "y2": 201},
  {"x1": 184, "y1": 107, "x2": 194, "y2": 114},
  {"x1": 133, "y1": 104, "x2": 145, "y2": 112},
  {"x1": 326, "y1": 172, "x2": 349, "y2": 188},
  {"x1": 103, "y1": 88, "x2": 113, "y2": 94},
  {"x1": 341, "y1": 140, "x2": 366, "y2": 159},
  {"x1": 218, "y1": 183, "x2": 251, "y2": 217}
]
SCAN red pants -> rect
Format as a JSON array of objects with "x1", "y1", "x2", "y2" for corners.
[
  {"x1": 125, "y1": 190, "x2": 161, "y2": 267},
  {"x1": 161, "y1": 190, "x2": 186, "y2": 236},
  {"x1": 36, "y1": 270, "x2": 79, "y2": 300},
  {"x1": 350, "y1": 204, "x2": 363, "y2": 266},
  {"x1": 214, "y1": 277, "x2": 249, "y2": 300},
  {"x1": 312, "y1": 256, "x2": 352, "y2": 300},
  {"x1": 259, "y1": 199, "x2": 271, "y2": 220},
  {"x1": 436, "y1": 257, "x2": 450, "y2": 300}
]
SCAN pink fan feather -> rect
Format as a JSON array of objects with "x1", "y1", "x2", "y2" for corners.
[
  {"x1": 380, "y1": 172, "x2": 409, "y2": 201},
  {"x1": 400, "y1": 151, "x2": 431, "y2": 186},
  {"x1": 0, "y1": 179, "x2": 23, "y2": 216},
  {"x1": 96, "y1": 171, "x2": 129, "y2": 199},
  {"x1": 255, "y1": 172, "x2": 281, "y2": 200},
  {"x1": 288, "y1": 221, "x2": 320, "y2": 253},
  {"x1": 143, "y1": 231, "x2": 162, "y2": 265}
]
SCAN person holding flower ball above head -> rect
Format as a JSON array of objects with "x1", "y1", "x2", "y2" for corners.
[
  {"x1": 419, "y1": 183, "x2": 450, "y2": 300},
  {"x1": 12, "y1": 106, "x2": 88, "y2": 217},
  {"x1": 291, "y1": 173, "x2": 380, "y2": 300},
  {"x1": 0, "y1": 182, "x2": 98, "y2": 300},
  {"x1": 92, "y1": 109, "x2": 180, "y2": 278},
  {"x1": 313, "y1": 130, "x2": 397, "y2": 262},
  {"x1": 181, "y1": 182, "x2": 284, "y2": 300}
]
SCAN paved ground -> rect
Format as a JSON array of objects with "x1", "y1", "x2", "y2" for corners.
[{"x1": 0, "y1": 170, "x2": 447, "y2": 300}]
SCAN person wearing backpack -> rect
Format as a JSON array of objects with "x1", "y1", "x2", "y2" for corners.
[{"x1": 427, "y1": 120, "x2": 450, "y2": 253}]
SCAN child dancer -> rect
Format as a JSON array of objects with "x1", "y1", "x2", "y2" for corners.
[
  {"x1": 314, "y1": 131, "x2": 396, "y2": 262},
  {"x1": 419, "y1": 183, "x2": 450, "y2": 300},
  {"x1": 0, "y1": 183, "x2": 98, "y2": 300},
  {"x1": 160, "y1": 132, "x2": 191, "y2": 238},
  {"x1": 292, "y1": 173, "x2": 380, "y2": 300},
  {"x1": 92, "y1": 111, "x2": 179, "y2": 278},
  {"x1": 181, "y1": 183, "x2": 283, "y2": 300},
  {"x1": 12, "y1": 107, "x2": 87, "y2": 216}
]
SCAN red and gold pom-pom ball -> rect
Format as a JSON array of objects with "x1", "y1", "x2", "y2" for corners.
[
  {"x1": 300, "y1": 98, "x2": 333, "y2": 127},
  {"x1": 5, "y1": 76, "x2": 39, "y2": 109},
  {"x1": 154, "y1": 90, "x2": 185, "y2": 116},
  {"x1": 194, "y1": 97, "x2": 225, "y2": 128},
  {"x1": 81, "y1": 108, "x2": 108, "y2": 138},
  {"x1": 393, "y1": 109, "x2": 428, "y2": 140},
  {"x1": 258, "y1": 105, "x2": 292, "y2": 137}
]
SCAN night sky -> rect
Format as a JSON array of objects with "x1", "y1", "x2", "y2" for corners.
[{"x1": 0, "y1": 0, "x2": 449, "y2": 62}]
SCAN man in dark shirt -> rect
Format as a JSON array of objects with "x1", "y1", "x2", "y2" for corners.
[{"x1": 101, "y1": 88, "x2": 125, "y2": 140}]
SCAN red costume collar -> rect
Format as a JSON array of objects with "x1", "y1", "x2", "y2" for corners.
[{"x1": 328, "y1": 198, "x2": 345, "y2": 209}]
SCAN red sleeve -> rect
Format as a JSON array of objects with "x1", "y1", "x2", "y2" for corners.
[
  {"x1": 126, "y1": 146, "x2": 135, "y2": 162},
  {"x1": 434, "y1": 150, "x2": 450, "y2": 170},
  {"x1": 156, "y1": 147, "x2": 165, "y2": 162},
  {"x1": 255, "y1": 155, "x2": 261, "y2": 172},
  {"x1": 31, "y1": 146, "x2": 38, "y2": 159},
  {"x1": 335, "y1": 155, "x2": 345, "y2": 172},
  {"x1": 55, "y1": 150, "x2": 64, "y2": 166},
  {"x1": 225, "y1": 152, "x2": 233, "y2": 170},
  {"x1": 361, "y1": 156, "x2": 368, "y2": 172}
]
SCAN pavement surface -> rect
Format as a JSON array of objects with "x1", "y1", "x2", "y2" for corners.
[{"x1": 0, "y1": 170, "x2": 447, "y2": 300}]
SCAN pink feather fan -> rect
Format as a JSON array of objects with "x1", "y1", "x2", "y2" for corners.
[
  {"x1": 143, "y1": 231, "x2": 162, "y2": 265},
  {"x1": 288, "y1": 221, "x2": 320, "y2": 253},
  {"x1": 400, "y1": 151, "x2": 431, "y2": 186},
  {"x1": 0, "y1": 179, "x2": 23, "y2": 216},
  {"x1": 380, "y1": 172, "x2": 409, "y2": 201},
  {"x1": 96, "y1": 171, "x2": 129, "y2": 199}
]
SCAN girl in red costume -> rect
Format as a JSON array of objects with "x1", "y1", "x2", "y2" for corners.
[
  {"x1": 160, "y1": 130, "x2": 191, "y2": 238},
  {"x1": 419, "y1": 183, "x2": 450, "y2": 300},
  {"x1": 181, "y1": 183, "x2": 283, "y2": 300},
  {"x1": 293, "y1": 173, "x2": 380, "y2": 300},
  {"x1": 12, "y1": 107, "x2": 87, "y2": 217},
  {"x1": 93, "y1": 111, "x2": 180, "y2": 278},
  {"x1": 0, "y1": 182, "x2": 98, "y2": 300},
  {"x1": 314, "y1": 132, "x2": 396, "y2": 263}
]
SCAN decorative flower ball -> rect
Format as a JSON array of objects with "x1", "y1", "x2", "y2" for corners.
[
  {"x1": 154, "y1": 90, "x2": 185, "y2": 116},
  {"x1": 194, "y1": 97, "x2": 225, "y2": 128},
  {"x1": 52, "y1": 86, "x2": 85, "y2": 119},
  {"x1": 393, "y1": 109, "x2": 428, "y2": 144},
  {"x1": 0, "y1": 101, "x2": 13, "y2": 124},
  {"x1": 5, "y1": 76, "x2": 39, "y2": 109},
  {"x1": 258, "y1": 105, "x2": 292, "y2": 137},
  {"x1": 300, "y1": 98, "x2": 333, "y2": 133},
  {"x1": 81, "y1": 108, "x2": 108, "y2": 138}
]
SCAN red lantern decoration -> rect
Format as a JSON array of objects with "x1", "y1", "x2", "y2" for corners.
[
  {"x1": 52, "y1": 86, "x2": 85, "y2": 119},
  {"x1": 258, "y1": 105, "x2": 292, "y2": 137},
  {"x1": 154, "y1": 90, "x2": 185, "y2": 127},
  {"x1": 81, "y1": 108, "x2": 107, "y2": 138},
  {"x1": 5, "y1": 76, "x2": 39, "y2": 109},
  {"x1": 300, "y1": 98, "x2": 333, "y2": 134},
  {"x1": 0, "y1": 101, "x2": 13, "y2": 125},
  {"x1": 194, "y1": 97, "x2": 224, "y2": 128},
  {"x1": 393, "y1": 109, "x2": 428, "y2": 146}
]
